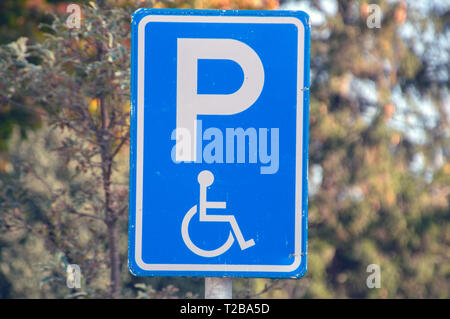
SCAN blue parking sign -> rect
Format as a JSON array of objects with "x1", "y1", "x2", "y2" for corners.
[{"x1": 129, "y1": 9, "x2": 310, "y2": 278}]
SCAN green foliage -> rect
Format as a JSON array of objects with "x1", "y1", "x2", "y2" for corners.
[
  {"x1": 302, "y1": 0, "x2": 450, "y2": 299},
  {"x1": 0, "y1": 0, "x2": 70, "y2": 152}
]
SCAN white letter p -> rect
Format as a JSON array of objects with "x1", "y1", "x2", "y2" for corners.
[{"x1": 176, "y1": 38, "x2": 264, "y2": 162}]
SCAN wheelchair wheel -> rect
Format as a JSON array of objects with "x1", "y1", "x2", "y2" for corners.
[{"x1": 181, "y1": 205, "x2": 235, "y2": 257}]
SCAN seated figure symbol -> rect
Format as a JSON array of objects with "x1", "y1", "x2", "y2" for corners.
[{"x1": 181, "y1": 170, "x2": 255, "y2": 257}]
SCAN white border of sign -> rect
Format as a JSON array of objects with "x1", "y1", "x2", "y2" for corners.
[{"x1": 134, "y1": 15, "x2": 305, "y2": 273}]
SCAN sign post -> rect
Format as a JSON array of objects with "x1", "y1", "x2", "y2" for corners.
[
  {"x1": 205, "y1": 278, "x2": 232, "y2": 299},
  {"x1": 129, "y1": 9, "x2": 310, "y2": 295}
]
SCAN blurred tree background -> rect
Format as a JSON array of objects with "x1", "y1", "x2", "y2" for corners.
[{"x1": 0, "y1": 0, "x2": 448, "y2": 298}]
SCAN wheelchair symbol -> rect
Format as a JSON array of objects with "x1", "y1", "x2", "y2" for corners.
[{"x1": 181, "y1": 170, "x2": 255, "y2": 257}]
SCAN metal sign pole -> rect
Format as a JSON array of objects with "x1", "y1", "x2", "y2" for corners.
[{"x1": 205, "y1": 277, "x2": 232, "y2": 299}]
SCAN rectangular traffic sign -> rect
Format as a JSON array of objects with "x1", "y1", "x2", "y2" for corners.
[{"x1": 129, "y1": 9, "x2": 310, "y2": 278}]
